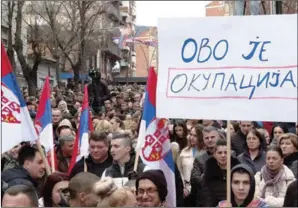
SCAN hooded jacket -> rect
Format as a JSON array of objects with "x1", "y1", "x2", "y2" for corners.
[
  {"x1": 218, "y1": 164, "x2": 268, "y2": 207},
  {"x1": 200, "y1": 156, "x2": 240, "y2": 207}
]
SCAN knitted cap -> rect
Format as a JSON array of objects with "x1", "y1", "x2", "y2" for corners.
[{"x1": 136, "y1": 170, "x2": 167, "y2": 202}]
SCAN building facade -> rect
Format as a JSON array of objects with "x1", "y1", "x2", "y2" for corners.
[{"x1": 135, "y1": 26, "x2": 158, "y2": 77}]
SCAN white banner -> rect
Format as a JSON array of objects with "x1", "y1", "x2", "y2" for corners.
[{"x1": 157, "y1": 15, "x2": 297, "y2": 122}]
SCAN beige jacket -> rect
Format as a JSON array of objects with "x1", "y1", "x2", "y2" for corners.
[
  {"x1": 177, "y1": 147, "x2": 195, "y2": 192},
  {"x1": 254, "y1": 165, "x2": 295, "y2": 207}
]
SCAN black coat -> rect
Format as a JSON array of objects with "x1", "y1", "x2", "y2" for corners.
[
  {"x1": 231, "y1": 130, "x2": 247, "y2": 156},
  {"x1": 283, "y1": 180, "x2": 298, "y2": 207},
  {"x1": 1, "y1": 166, "x2": 37, "y2": 189},
  {"x1": 69, "y1": 154, "x2": 113, "y2": 179},
  {"x1": 200, "y1": 157, "x2": 240, "y2": 207}
]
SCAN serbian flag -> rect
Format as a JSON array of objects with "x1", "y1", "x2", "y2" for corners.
[
  {"x1": 1, "y1": 43, "x2": 38, "y2": 153},
  {"x1": 68, "y1": 85, "x2": 93, "y2": 174},
  {"x1": 136, "y1": 67, "x2": 176, "y2": 207},
  {"x1": 34, "y1": 77, "x2": 53, "y2": 153}
]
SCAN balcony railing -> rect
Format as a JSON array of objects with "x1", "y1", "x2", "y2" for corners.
[{"x1": 104, "y1": 2, "x2": 121, "y2": 22}]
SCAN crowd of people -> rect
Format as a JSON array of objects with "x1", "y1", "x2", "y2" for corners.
[{"x1": 1, "y1": 73, "x2": 298, "y2": 207}]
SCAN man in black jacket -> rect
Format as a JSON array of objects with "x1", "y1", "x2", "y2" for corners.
[
  {"x1": 88, "y1": 69, "x2": 109, "y2": 114},
  {"x1": 102, "y1": 133, "x2": 145, "y2": 186},
  {"x1": 69, "y1": 131, "x2": 113, "y2": 178},
  {"x1": 1, "y1": 146, "x2": 45, "y2": 192},
  {"x1": 231, "y1": 121, "x2": 253, "y2": 156}
]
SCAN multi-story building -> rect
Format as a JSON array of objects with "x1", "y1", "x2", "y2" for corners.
[
  {"x1": 111, "y1": 0, "x2": 137, "y2": 79},
  {"x1": 205, "y1": 1, "x2": 227, "y2": 16}
]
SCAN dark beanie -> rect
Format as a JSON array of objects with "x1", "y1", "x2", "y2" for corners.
[{"x1": 136, "y1": 170, "x2": 167, "y2": 202}]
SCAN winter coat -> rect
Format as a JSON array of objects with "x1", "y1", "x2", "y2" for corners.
[
  {"x1": 231, "y1": 129, "x2": 247, "y2": 156},
  {"x1": 69, "y1": 154, "x2": 113, "y2": 179},
  {"x1": 237, "y1": 149, "x2": 266, "y2": 174},
  {"x1": 102, "y1": 154, "x2": 145, "y2": 187},
  {"x1": 254, "y1": 165, "x2": 295, "y2": 207},
  {"x1": 283, "y1": 152, "x2": 298, "y2": 178},
  {"x1": 200, "y1": 156, "x2": 240, "y2": 207},
  {"x1": 177, "y1": 147, "x2": 197, "y2": 192},
  {"x1": 1, "y1": 166, "x2": 37, "y2": 189},
  {"x1": 283, "y1": 180, "x2": 298, "y2": 207}
]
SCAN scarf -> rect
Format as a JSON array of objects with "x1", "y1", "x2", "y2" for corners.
[{"x1": 260, "y1": 165, "x2": 284, "y2": 198}]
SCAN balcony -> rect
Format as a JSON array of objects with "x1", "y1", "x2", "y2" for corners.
[
  {"x1": 101, "y1": 35, "x2": 122, "y2": 60},
  {"x1": 104, "y1": 2, "x2": 121, "y2": 22}
]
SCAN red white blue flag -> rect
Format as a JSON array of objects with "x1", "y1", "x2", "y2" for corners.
[
  {"x1": 136, "y1": 67, "x2": 176, "y2": 207},
  {"x1": 1, "y1": 43, "x2": 38, "y2": 153}
]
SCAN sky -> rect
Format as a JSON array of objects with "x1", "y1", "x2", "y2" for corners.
[{"x1": 136, "y1": 1, "x2": 211, "y2": 26}]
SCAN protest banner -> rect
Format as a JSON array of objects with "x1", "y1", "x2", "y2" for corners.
[{"x1": 157, "y1": 15, "x2": 297, "y2": 122}]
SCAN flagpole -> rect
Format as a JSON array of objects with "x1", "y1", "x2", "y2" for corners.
[
  {"x1": 50, "y1": 148, "x2": 55, "y2": 173},
  {"x1": 226, "y1": 120, "x2": 231, "y2": 205}
]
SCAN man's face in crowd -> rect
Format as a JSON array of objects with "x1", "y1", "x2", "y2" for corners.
[
  {"x1": 2, "y1": 193, "x2": 35, "y2": 207},
  {"x1": 110, "y1": 138, "x2": 130, "y2": 162},
  {"x1": 52, "y1": 110, "x2": 62, "y2": 124},
  {"x1": 231, "y1": 172, "x2": 250, "y2": 203},
  {"x1": 61, "y1": 140, "x2": 74, "y2": 157},
  {"x1": 203, "y1": 130, "x2": 219, "y2": 148},
  {"x1": 239, "y1": 121, "x2": 253, "y2": 135},
  {"x1": 104, "y1": 100, "x2": 112, "y2": 110},
  {"x1": 133, "y1": 102, "x2": 140, "y2": 111},
  {"x1": 214, "y1": 145, "x2": 227, "y2": 167},
  {"x1": 134, "y1": 94, "x2": 141, "y2": 102},
  {"x1": 89, "y1": 140, "x2": 109, "y2": 161},
  {"x1": 137, "y1": 179, "x2": 161, "y2": 207},
  {"x1": 74, "y1": 102, "x2": 81, "y2": 110},
  {"x1": 27, "y1": 104, "x2": 35, "y2": 111},
  {"x1": 23, "y1": 152, "x2": 45, "y2": 179},
  {"x1": 121, "y1": 102, "x2": 128, "y2": 111}
]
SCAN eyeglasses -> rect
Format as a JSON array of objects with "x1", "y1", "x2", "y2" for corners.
[{"x1": 137, "y1": 188, "x2": 158, "y2": 196}]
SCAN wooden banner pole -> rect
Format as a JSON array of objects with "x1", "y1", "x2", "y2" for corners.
[{"x1": 226, "y1": 120, "x2": 231, "y2": 205}]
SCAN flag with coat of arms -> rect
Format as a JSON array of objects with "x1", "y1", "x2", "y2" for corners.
[
  {"x1": 1, "y1": 43, "x2": 38, "y2": 153},
  {"x1": 136, "y1": 67, "x2": 176, "y2": 207}
]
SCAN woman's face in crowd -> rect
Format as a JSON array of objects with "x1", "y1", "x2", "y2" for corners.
[
  {"x1": 280, "y1": 139, "x2": 297, "y2": 156},
  {"x1": 175, "y1": 126, "x2": 184, "y2": 138},
  {"x1": 229, "y1": 124, "x2": 235, "y2": 134},
  {"x1": 52, "y1": 181, "x2": 69, "y2": 206},
  {"x1": 273, "y1": 126, "x2": 284, "y2": 139},
  {"x1": 263, "y1": 130, "x2": 270, "y2": 145},
  {"x1": 189, "y1": 128, "x2": 198, "y2": 146},
  {"x1": 266, "y1": 150, "x2": 283, "y2": 171},
  {"x1": 246, "y1": 132, "x2": 260, "y2": 151}
]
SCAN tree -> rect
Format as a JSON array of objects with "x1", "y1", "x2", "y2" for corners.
[
  {"x1": 13, "y1": 0, "x2": 43, "y2": 96},
  {"x1": 30, "y1": 1, "x2": 106, "y2": 85},
  {"x1": 1, "y1": 1, "x2": 16, "y2": 71}
]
